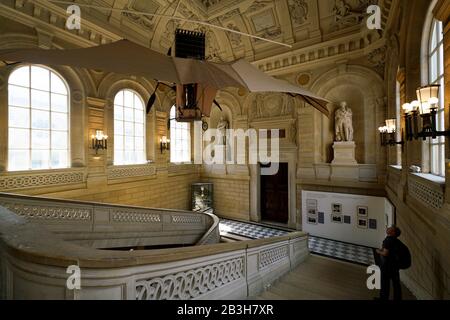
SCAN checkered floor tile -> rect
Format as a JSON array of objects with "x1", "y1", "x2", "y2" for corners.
[
  {"x1": 217, "y1": 218, "x2": 375, "y2": 266},
  {"x1": 309, "y1": 236, "x2": 375, "y2": 266},
  {"x1": 219, "y1": 219, "x2": 288, "y2": 239}
]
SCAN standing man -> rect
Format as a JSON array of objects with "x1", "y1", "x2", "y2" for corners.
[{"x1": 376, "y1": 226, "x2": 402, "y2": 300}]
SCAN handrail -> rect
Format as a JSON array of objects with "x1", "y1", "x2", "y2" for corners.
[
  {"x1": 0, "y1": 205, "x2": 307, "y2": 268},
  {"x1": 0, "y1": 192, "x2": 218, "y2": 248},
  {"x1": 0, "y1": 200, "x2": 309, "y2": 300}
]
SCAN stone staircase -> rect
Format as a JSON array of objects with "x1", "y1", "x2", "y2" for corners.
[{"x1": 255, "y1": 255, "x2": 416, "y2": 300}]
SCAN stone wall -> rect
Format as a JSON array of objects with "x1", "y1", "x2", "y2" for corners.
[{"x1": 383, "y1": 0, "x2": 450, "y2": 299}]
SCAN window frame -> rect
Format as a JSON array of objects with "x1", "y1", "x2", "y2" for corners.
[
  {"x1": 427, "y1": 19, "x2": 445, "y2": 177},
  {"x1": 113, "y1": 89, "x2": 147, "y2": 166},
  {"x1": 169, "y1": 106, "x2": 191, "y2": 163},
  {"x1": 7, "y1": 64, "x2": 71, "y2": 172}
]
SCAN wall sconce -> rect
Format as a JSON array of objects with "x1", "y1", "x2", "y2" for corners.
[
  {"x1": 160, "y1": 136, "x2": 170, "y2": 153},
  {"x1": 91, "y1": 130, "x2": 108, "y2": 154},
  {"x1": 378, "y1": 119, "x2": 404, "y2": 146},
  {"x1": 403, "y1": 85, "x2": 449, "y2": 140}
]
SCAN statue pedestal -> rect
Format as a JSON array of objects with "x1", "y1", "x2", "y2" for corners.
[{"x1": 331, "y1": 141, "x2": 357, "y2": 165}]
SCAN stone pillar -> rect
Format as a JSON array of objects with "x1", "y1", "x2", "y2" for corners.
[{"x1": 86, "y1": 97, "x2": 107, "y2": 188}]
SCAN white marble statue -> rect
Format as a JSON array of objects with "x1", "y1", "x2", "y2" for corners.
[
  {"x1": 216, "y1": 116, "x2": 228, "y2": 145},
  {"x1": 335, "y1": 101, "x2": 354, "y2": 142}
]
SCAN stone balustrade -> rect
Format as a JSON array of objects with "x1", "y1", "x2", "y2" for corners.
[
  {"x1": 0, "y1": 202, "x2": 309, "y2": 300},
  {"x1": 0, "y1": 192, "x2": 218, "y2": 249}
]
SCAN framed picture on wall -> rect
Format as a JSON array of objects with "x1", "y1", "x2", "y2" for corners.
[
  {"x1": 307, "y1": 216, "x2": 318, "y2": 225},
  {"x1": 369, "y1": 219, "x2": 377, "y2": 230},
  {"x1": 306, "y1": 199, "x2": 318, "y2": 209},
  {"x1": 357, "y1": 218, "x2": 368, "y2": 229},
  {"x1": 308, "y1": 208, "x2": 317, "y2": 216},
  {"x1": 318, "y1": 212, "x2": 325, "y2": 224},
  {"x1": 344, "y1": 215, "x2": 351, "y2": 224},
  {"x1": 357, "y1": 206, "x2": 368, "y2": 217},
  {"x1": 331, "y1": 214, "x2": 343, "y2": 223},
  {"x1": 332, "y1": 203, "x2": 342, "y2": 214}
]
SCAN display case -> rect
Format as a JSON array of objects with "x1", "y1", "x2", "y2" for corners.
[{"x1": 191, "y1": 183, "x2": 213, "y2": 212}]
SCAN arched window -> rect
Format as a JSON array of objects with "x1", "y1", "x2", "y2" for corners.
[
  {"x1": 428, "y1": 19, "x2": 445, "y2": 176},
  {"x1": 170, "y1": 106, "x2": 191, "y2": 163},
  {"x1": 113, "y1": 89, "x2": 146, "y2": 165},
  {"x1": 8, "y1": 65, "x2": 69, "y2": 171}
]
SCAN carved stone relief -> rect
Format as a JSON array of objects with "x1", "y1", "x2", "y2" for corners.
[
  {"x1": 251, "y1": 94, "x2": 294, "y2": 119},
  {"x1": 289, "y1": 0, "x2": 309, "y2": 26}
]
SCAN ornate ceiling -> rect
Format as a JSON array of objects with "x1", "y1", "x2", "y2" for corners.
[{"x1": 50, "y1": 0, "x2": 380, "y2": 61}]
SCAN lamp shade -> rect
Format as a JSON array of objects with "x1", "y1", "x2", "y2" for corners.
[
  {"x1": 416, "y1": 85, "x2": 440, "y2": 114},
  {"x1": 402, "y1": 103, "x2": 412, "y2": 113},
  {"x1": 385, "y1": 119, "x2": 396, "y2": 133},
  {"x1": 410, "y1": 100, "x2": 420, "y2": 112}
]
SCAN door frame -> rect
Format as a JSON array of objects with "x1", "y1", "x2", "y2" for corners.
[{"x1": 250, "y1": 150, "x2": 298, "y2": 229}]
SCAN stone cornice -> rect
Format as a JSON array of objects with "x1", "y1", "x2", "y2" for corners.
[
  {"x1": 433, "y1": 0, "x2": 450, "y2": 25},
  {"x1": 0, "y1": 0, "x2": 121, "y2": 48},
  {"x1": 252, "y1": 32, "x2": 386, "y2": 76}
]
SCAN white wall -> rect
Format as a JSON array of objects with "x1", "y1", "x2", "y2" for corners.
[{"x1": 302, "y1": 191, "x2": 394, "y2": 248}]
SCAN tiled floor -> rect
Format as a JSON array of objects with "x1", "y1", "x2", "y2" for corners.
[
  {"x1": 218, "y1": 218, "x2": 376, "y2": 266},
  {"x1": 308, "y1": 236, "x2": 375, "y2": 266},
  {"x1": 219, "y1": 219, "x2": 288, "y2": 239}
]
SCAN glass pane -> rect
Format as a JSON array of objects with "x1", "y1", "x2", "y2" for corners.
[
  {"x1": 125, "y1": 136, "x2": 134, "y2": 150},
  {"x1": 135, "y1": 137, "x2": 144, "y2": 151},
  {"x1": 8, "y1": 85, "x2": 30, "y2": 107},
  {"x1": 52, "y1": 131, "x2": 68, "y2": 149},
  {"x1": 114, "y1": 135, "x2": 124, "y2": 150},
  {"x1": 134, "y1": 95, "x2": 143, "y2": 110},
  {"x1": 431, "y1": 22, "x2": 437, "y2": 50},
  {"x1": 114, "y1": 91, "x2": 124, "y2": 106},
  {"x1": 31, "y1": 110, "x2": 50, "y2": 129},
  {"x1": 430, "y1": 52, "x2": 438, "y2": 82},
  {"x1": 124, "y1": 122, "x2": 134, "y2": 136},
  {"x1": 124, "y1": 151, "x2": 135, "y2": 164},
  {"x1": 31, "y1": 150, "x2": 49, "y2": 169},
  {"x1": 135, "y1": 109, "x2": 144, "y2": 123},
  {"x1": 31, "y1": 89, "x2": 50, "y2": 110},
  {"x1": 114, "y1": 106, "x2": 124, "y2": 120},
  {"x1": 31, "y1": 130, "x2": 50, "y2": 149},
  {"x1": 8, "y1": 150, "x2": 30, "y2": 171},
  {"x1": 51, "y1": 112, "x2": 68, "y2": 131},
  {"x1": 170, "y1": 106, "x2": 176, "y2": 118},
  {"x1": 114, "y1": 120, "x2": 124, "y2": 135},
  {"x1": 9, "y1": 66, "x2": 29, "y2": 87},
  {"x1": 124, "y1": 90, "x2": 134, "y2": 107},
  {"x1": 51, "y1": 93, "x2": 68, "y2": 113},
  {"x1": 135, "y1": 123, "x2": 144, "y2": 137},
  {"x1": 9, "y1": 106, "x2": 29, "y2": 128},
  {"x1": 9, "y1": 128, "x2": 29, "y2": 149},
  {"x1": 51, "y1": 150, "x2": 68, "y2": 168},
  {"x1": 124, "y1": 108, "x2": 134, "y2": 121},
  {"x1": 51, "y1": 72, "x2": 67, "y2": 94},
  {"x1": 136, "y1": 152, "x2": 146, "y2": 164},
  {"x1": 31, "y1": 66, "x2": 50, "y2": 91}
]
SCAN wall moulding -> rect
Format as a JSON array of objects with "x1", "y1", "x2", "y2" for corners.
[
  {"x1": 107, "y1": 164, "x2": 157, "y2": 181},
  {"x1": 407, "y1": 173, "x2": 445, "y2": 211},
  {"x1": 253, "y1": 32, "x2": 385, "y2": 76},
  {"x1": 0, "y1": 168, "x2": 87, "y2": 192},
  {"x1": 0, "y1": 1, "x2": 120, "y2": 48}
]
